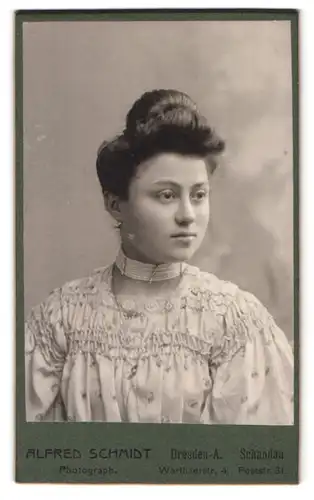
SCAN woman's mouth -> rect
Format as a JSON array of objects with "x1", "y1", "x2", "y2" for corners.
[{"x1": 171, "y1": 232, "x2": 197, "y2": 242}]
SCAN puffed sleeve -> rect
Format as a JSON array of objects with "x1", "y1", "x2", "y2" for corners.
[
  {"x1": 25, "y1": 289, "x2": 67, "y2": 422},
  {"x1": 210, "y1": 291, "x2": 294, "y2": 425}
]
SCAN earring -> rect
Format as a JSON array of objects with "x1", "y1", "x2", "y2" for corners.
[{"x1": 115, "y1": 221, "x2": 123, "y2": 229}]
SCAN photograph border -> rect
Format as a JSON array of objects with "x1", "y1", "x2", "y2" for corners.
[{"x1": 15, "y1": 9, "x2": 299, "y2": 484}]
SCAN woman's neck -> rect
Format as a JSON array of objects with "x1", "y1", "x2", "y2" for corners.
[
  {"x1": 115, "y1": 247, "x2": 185, "y2": 283},
  {"x1": 112, "y1": 248, "x2": 186, "y2": 299},
  {"x1": 120, "y1": 241, "x2": 159, "y2": 265},
  {"x1": 111, "y1": 265, "x2": 183, "y2": 300}
]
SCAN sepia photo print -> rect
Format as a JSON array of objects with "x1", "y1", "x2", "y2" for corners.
[
  {"x1": 16, "y1": 9, "x2": 299, "y2": 485},
  {"x1": 23, "y1": 17, "x2": 295, "y2": 425}
]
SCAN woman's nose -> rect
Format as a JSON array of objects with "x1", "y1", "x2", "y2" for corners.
[{"x1": 175, "y1": 199, "x2": 195, "y2": 225}]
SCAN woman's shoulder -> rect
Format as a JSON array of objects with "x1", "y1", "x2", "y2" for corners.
[
  {"x1": 58, "y1": 265, "x2": 112, "y2": 297},
  {"x1": 184, "y1": 264, "x2": 238, "y2": 298},
  {"x1": 184, "y1": 264, "x2": 264, "y2": 314},
  {"x1": 26, "y1": 265, "x2": 113, "y2": 320},
  {"x1": 185, "y1": 266, "x2": 288, "y2": 354}
]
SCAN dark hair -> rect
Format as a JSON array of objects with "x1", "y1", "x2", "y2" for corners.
[{"x1": 96, "y1": 89, "x2": 225, "y2": 200}]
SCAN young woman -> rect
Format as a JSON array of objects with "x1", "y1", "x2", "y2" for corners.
[{"x1": 25, "y1": 89, "x2": 293, "y2": 424}]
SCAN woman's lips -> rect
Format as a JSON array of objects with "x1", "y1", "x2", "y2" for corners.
[
  {"x1": 172, "y1": 232, "x2": 197, "y2": 237},
  {"x1": 171, "y1": 233, "x2": 197, "y2": 242}
]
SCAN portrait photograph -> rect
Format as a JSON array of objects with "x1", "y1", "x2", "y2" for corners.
[{"x1": 16, "y1": 9, "x2": 299, "y2": 484}]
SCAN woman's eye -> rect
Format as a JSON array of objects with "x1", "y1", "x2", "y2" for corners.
[
  {"x1": 191, "y1": 190, "x2": 208, "y2": 202},
  {"x1": 157, "y1": 190, "x2": 176, "y2": 202}
]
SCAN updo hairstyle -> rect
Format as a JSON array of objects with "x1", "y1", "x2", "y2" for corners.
[{"x1": 96, "y1": 89, "x2": 225, "y2": 200}]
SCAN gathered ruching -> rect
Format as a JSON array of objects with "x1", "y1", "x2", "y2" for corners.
[
  {"x1": 66, "y1": 329, "x2": 215, "y2": 365},
  {"x1": 25, "y1": 289, "x2": 66, "y2": 368},
  {"x1": 25, "y1": 288, "x2": 67, "y2": 421},
  {"x1": 24, "y1": 265, "x2": 294, "y2": 424}
]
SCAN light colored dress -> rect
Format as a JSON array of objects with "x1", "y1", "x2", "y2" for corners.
[{"x1": 25, "y1": 263, "x2": 294, "y2": 424}]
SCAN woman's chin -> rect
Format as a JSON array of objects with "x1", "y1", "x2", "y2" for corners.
[{"x1": 163, "y1": 247, "x2": 197, "y2": 263}]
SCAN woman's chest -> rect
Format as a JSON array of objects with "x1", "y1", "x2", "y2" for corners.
[
  {"x1": 59, "y1": 294, "x2": 225, "y2": 422},
  {"x1": 62, "y1": 293, "x2": 224, "y2": 358}
]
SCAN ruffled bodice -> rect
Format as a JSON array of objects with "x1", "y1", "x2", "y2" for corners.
[{"x1": 25, "y1": 264, "x2": 294, "y2": 424}]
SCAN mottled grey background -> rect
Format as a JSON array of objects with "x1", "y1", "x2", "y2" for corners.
[{"x1": 23, "y1": 20, "x2": 294, "y2": 341}]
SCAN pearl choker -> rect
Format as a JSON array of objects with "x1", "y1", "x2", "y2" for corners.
[{"x1": 114, "y1": 249, "x2": 186, "y2": 282}]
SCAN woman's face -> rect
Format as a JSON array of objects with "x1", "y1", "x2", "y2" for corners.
[{"x1": 118, "y1": 153, "x2": 211, "y2": 264}]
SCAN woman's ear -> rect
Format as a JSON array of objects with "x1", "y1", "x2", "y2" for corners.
[{"x1": 103, "y1": 192, "x2": 123, "y2": 224}]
